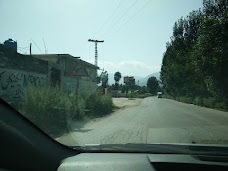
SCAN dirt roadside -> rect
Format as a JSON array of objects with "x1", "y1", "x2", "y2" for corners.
[
  {"x1": 88, "y1": 98, "x2": 143, "y2": 123},
  {"x1": 112, "y1": 97, "x2": 143, "y2": 109}
]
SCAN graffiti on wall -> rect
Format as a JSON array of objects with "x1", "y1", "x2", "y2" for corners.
[{"x1": 0, "y1": 68, "x2": 46, "y2": 101}]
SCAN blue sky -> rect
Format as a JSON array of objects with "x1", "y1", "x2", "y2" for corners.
[{"x1": 0, "y1": 0, "x2": 203, "y2": 77}]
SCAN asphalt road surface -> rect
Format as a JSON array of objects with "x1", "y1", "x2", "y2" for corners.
[{"x1": 56, "y1": 97, "x2": 228, "y2": 146}]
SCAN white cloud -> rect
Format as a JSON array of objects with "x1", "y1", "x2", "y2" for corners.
[{"x1": 86, "y1": 59, "x2": 161, "y2": 77}]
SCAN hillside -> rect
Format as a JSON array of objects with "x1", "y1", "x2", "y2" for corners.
[{"x1": 138, "y1": 72, "x2": 160, "y2": 86}]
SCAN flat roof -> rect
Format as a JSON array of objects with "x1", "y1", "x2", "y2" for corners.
[{"x1": 31, "y1": 54, "x2": 99, "y2": 69}]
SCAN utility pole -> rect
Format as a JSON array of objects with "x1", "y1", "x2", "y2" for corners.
[
  {"x1": 88, "y1": 39, "x2": 104, "y2": 66},
  {"x1": 30, "y1": 43, "x2": 32, "y2": 55},
  {"x1": 42, "y1": 38, "x2": 47, "y2": 54}
]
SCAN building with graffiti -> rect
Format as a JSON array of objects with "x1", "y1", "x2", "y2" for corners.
[
  {"x1": 32, "y1": 54, "x2": 99, "y2": 96},
  {"x1": 0, "y1": 43, "x2": 99, "y2": 107}
]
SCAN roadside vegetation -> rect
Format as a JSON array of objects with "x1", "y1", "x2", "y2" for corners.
[
  {"x1": 110, "y1": 75, "x2": 161, "y2": 99},
  {"x1": 19, "y1": 84, "x2": 114, "y2": 137},
  {"x1": 163, "y1": 94, "x2": 227, "y2": 111},
  {"x1": 161, "y1": 0, "x2": 228, "y2": 111}
]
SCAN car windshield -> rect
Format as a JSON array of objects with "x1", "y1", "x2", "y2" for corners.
[{"x1": 1, "y1": 0, "x2": 228, "y2": 149}]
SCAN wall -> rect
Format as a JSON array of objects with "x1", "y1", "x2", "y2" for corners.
[
  {"x1": 85, "y1": 65, "x2": 97, "y2": 82},
  {"x1": 79, "y1": 79, "x2": 97, "y2": 98},
  {"x1": 0, "y1": 44, "x2": 98, "y2": 107},
  {"x1": 63, "y1": 76, "x2": 97, "y2": 98},
  {"x1": 63, "y1": 77, "x2": 77, "y2": 94},
  {"x1": 59, "y1": 57, "x2": 98, "y2": 83},
  {"x1": 0, "y1": 44, "x2": 48, "y2": 74},
  {"x1": 0, "y1": 68, "x2": 47, "y2": 105}
]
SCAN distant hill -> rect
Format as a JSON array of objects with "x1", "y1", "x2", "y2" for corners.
[{"x1": 138, "y1": 72, "x2": 160, "y2": 86}]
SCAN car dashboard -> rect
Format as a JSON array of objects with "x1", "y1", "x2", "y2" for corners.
[
  {"x1": 1, "y1": 99, "x2": 228, "y2": 171},
  {"x1": 58, "y1": 153, "x2": 228, "y2": 171}
]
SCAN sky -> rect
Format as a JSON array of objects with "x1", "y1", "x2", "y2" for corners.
[{"x1": 0, "y1": 0, "x2": 203, "y2": 77}]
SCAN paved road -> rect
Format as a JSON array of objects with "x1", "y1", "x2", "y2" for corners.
[{"x1": 56, "y1": 97, "x2": 228, "y2": 146}]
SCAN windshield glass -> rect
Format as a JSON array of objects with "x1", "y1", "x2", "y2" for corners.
[{"x1": 1, "y1": 0, "x2": 228, "y2": 148}]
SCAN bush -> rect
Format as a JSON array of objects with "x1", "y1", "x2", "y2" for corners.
[
  {"x1": 175, "y1": 96, "x2": 181, "y2": 102},
  {"x1": 215, "y1": 102, "x2": 227, "y2": 110},
  {"x1": 185, "y1": 97, "x2": 193, "y2": 104},
  {"x1": 21, "y1": 85, "x2": 114, "y2": 123},
  {"x1": 193, "y1": 97, "x2": 203, "y2": 106},
  {"x1": 202, "y1": 97, "x2": 216, "y2": 108},
  {"x1": 163, "y1": 94, "x2": 174, "y2": 99},
  {"x1": 175, "y1": 96, "x2": 193, "y2": 104},
  {"x1": 86, "y1": 92, "x2": 113, "y2": 117},
  {"x1": 20, "y1": 85, "x2": 86, "y2": 131},
  {"x1": 69, "y1": 96, "x2": 86, "y2": 119}
]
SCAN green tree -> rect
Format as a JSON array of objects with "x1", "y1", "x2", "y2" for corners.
[
  {"x1": 147, "y1": 76, "x2": 159, "y2": 95},
  {"x1": 121, "y1": 84, "x2": 126, "y2": 93},
  {"x1": 100, "y1": 71, "x2": 108, "y2": 88},
  {"x1": 114, "y1": 71, "x2": 122, "y2": 90},
  {"x1": 110, "y1": 84, "x2": 115, "y2": 90},
  {"x1": 160, "y1": 0, "x2": 228, "y2": 108},
  {"x1": 140, "y1": 86, "x2": 147, "y2": 94}
]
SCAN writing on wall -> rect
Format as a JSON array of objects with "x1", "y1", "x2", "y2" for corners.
[{"x1": 0, "y1": 68, "x2": 46, "y2": 102}]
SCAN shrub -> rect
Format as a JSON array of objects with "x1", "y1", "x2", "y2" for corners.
[
  {"x1": 185, "y1": 97, "x2": 193, "y2": 104},
  {"x1": 193, "y1": 97, "x2": 203, "y2": 106},
  {"x1": 69, "y1": 95, "x2": 86, "y2": 119},
  {"x1": 203, "y1": 97, "x2": 216, "y2": 108},
  {"x1": 100, "y1": 94, "x2": 113, "y2": 114},
  {"x1": 215, "y1": 102, "x2": 227, "y2": 110},
  {"x1": 20, "y1": 85, "x2": 85, "y2": 131},
  {"x1": 174, "y1": 97, "x2": 192, "y2": 104},
  {"x1": 163, "y1": 94, "x2": 174, "y2": 99},
  {"x1": 86, "y1": 92, "x2": 113, "y2": 117},
  {"x1": 179, "y1": 97, "x2": 185, "y2": 102},
  {"x1": 175, "y1": 96, "x2": 181, "y2": 102}
]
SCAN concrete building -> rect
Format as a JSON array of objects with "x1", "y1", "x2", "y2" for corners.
[
  {"x1": 0, "y1": 44, "x2": 99, "y2": 107},
  {"x1": 32, "y1": 54, "x2": 98, "y2": 82},
  {"x1": 32, "y1": 54, "x2": 99, "y2": 95}
]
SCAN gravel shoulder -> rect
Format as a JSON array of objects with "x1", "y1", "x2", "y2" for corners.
[{"x1": 112, "y1": 98, "x2": 143, "y2": 109}]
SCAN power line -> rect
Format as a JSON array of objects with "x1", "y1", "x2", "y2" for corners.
[
  {"x1": 42, "y1": 38, "x2": 47, "y2": 54},
  {"x1": 95, "y1": 0, "x2": 126, "y2": 36},
  {"x1": 96, "y1": 0, "x2": 132, "y2": 38},
  {"x1": 121, "y1": 0, "x2": 152, "y2": 28},
  {"x1": 102, "y1": 0, "x2": 139, "y2": 37},
  {"x1": 31, "y1": 39, "x2": 43, "y2": 54},
  {"x1": 104, "y1": 0, "x2": 152, "y2": 39}
]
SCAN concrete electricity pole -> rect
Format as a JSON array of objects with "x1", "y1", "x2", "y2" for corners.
[{"x1": 88, "y1": 39, "x2": 104, "y2": 66}]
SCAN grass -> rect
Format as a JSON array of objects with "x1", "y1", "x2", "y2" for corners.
[
  {"x1": 19, "y1": 85, "x2": 114, "y2": 138},
  {"x1": 19, "y1": 85, "x2": 83, "y2": 136},
  {"x1": 163, "y1": 93, "x2": 228, "y2": 111},
  {"x1": 85, "y1": 92, "x2": 113, "y2": 118}
]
